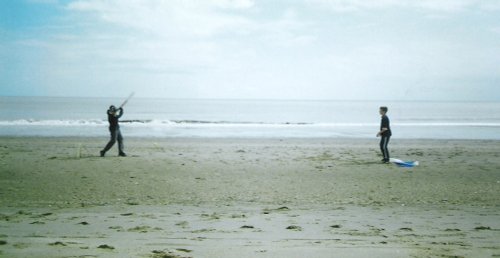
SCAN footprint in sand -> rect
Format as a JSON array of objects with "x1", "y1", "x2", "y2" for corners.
[
  {"x1": 128, "y1": 225, "x2": 163, "y2": 233},
  {"x1": 286, "y1": 225, "x2": 303, "y2": 231},
  {"x1": 13, "y1": 243, "x2": 30, "y2": 249},
  {"x1": 97, "y1": 244, "x2": 115, "y2": 250},
  {"x1": 474, "y1": 226, "x2": 492, "y2": 230},
  {"x1": 49, "y1": 241, "x2": 67, "y2": 247},
  {"x1": 108, "y1": 225, "x2": 125, "y2": 232},
  {"x1": 151, "y1": 250, "x2": 191, "y2": 258},
  {"x1": 175, "y1": 221, "x2": 189, "y2": 228}
]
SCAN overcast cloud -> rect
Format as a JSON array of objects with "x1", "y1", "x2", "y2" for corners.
[{"x1": 1, "y1": 0, "x2": 499, "y2": 100}]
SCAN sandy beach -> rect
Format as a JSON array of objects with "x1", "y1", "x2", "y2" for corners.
[{"x1": 0, "y1": 137, "x2": 499, "y2": 257}]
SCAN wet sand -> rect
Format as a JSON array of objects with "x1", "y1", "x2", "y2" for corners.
[{"x1": 0, "y1": 137, "x2": 499, "y2": 257}]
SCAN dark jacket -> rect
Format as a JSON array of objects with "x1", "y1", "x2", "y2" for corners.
[
  {"x1": 380, "y1": 115, "x2": 392, "y2": 137},
  {"x1": 108, "y1": 108, "x2": 123, "y2": 129}
]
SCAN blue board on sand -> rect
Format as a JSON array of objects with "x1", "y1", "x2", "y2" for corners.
[{"x1": 389, "y1": 158, "x2": 419, "y2": 168}]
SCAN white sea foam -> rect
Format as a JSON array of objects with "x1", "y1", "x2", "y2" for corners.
[
  {"x1": 0, "y1": 119, "x2": 106, "y2": 126},
  {"x1": 1, "y1": 119, "x2": 499, "y2": 127}
]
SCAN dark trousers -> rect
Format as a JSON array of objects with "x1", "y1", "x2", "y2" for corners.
[
  {"x1": 103, "y1": 127, "x2": 124, "y2": 154},
  {"x1": 380, "y1": 135, "x2": 390, "y2": 161}
]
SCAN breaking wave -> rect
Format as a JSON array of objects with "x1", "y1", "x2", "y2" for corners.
[{"x1": 1, "y1": 119, "x2": 499, "y2": 127}]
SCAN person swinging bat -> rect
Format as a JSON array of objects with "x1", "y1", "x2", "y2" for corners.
[{"x1": 100, "y1": 92, "x2": 134, "y2": 157}]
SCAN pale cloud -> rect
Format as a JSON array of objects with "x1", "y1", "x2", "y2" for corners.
[
  {"x1": 490, "y1": 26, "x2": 500, "y2": 34},
  {"x1": 2, "y1": 0, "x2": 499, "y2": 100},
  {"x1": 211, "y1": 0, "x2": 255, "y2": 9},
  {"x1": 479, "y1": 1, "x2": 500, "y2": 11},
  {"x1": 307, "y1": 0, "x2": 497, "y2": 12},
  {"x1": 31, "y1": 0, "x2": 317, "y2": 98},
  {"x1": 63, "y1": 0, "x2": 313, "y2": 64},
  {"x1": 67, "y1": 0, "x2": 257, "y2": 37},
  {"x1": 306, "y1": 0, "x2": 401, "y2": 12}
]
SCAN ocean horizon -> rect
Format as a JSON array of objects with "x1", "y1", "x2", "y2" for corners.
[{"x1": 1, "y1": 96, "x2": 499, "y2": 139}]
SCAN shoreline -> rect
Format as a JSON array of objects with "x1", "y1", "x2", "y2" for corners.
[{"x1": 2, "y1": 134, "x2": 500, "y2": 141}]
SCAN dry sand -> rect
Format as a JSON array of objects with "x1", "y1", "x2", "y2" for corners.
[{"x1": 0, "y1": 137, "x2": 499, "y2": 257}]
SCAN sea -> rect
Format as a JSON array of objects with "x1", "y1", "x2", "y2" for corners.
[{"x1": 1, "y1": 96, "x2": 499, "y2": 139}]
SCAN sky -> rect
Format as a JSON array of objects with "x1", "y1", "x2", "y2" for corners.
[{"x1": 0, "y1": 0, "x2": 499, "y2": 101}]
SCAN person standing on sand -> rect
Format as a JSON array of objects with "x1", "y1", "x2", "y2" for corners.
[
  {"x1": 376, "y1": 106, "x2": 391, "y2": 163},
  {"x1": 100, "y1": 105, "x2": 126, "y2": 157}
]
